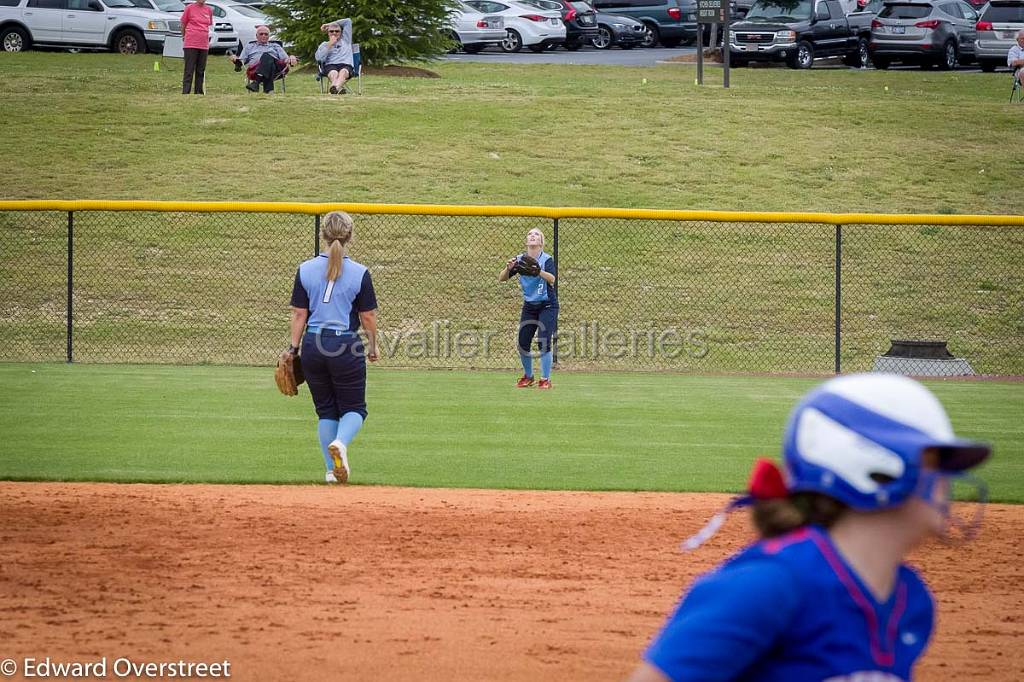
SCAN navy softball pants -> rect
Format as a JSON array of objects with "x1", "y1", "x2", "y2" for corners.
[
  {"x1": 518, "y1": 302, "x2": 559, "y2": 354},
  {"x1": 301, "y1": 331, "x2": 368, "y2": 420}
]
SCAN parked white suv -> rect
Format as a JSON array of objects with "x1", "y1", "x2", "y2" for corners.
[{"x1": 0, "y1": 0, "x2": 181, "y2": 54}]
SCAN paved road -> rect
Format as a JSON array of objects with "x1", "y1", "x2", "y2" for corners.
[
  {"x1": 441, "y1": 45, "x2": 991, "y2": 72},
  {"x1": 442, "y1": 46, "x2": 697, "y2": 67}
]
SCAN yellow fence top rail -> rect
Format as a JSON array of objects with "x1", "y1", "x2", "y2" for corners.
[{"x1": 2, "y1": 200, "x2": 1023, "y2": 227}]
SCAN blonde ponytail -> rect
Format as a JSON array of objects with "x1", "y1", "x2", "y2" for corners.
[{"x1": 321, "y1": 211, "x2": 354, "y2": 282}]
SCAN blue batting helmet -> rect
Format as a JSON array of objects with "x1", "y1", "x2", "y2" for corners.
[{"x1": 782, "y1": 374, "x2": 990, "y2": 510}]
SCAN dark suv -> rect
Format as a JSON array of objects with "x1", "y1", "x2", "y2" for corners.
[
  {"x1": 590, "y1": 0, "x2": 698, "y2": 47},
  {"x1": 522, "y1": 0, "x2": 601, "y2": 48}
]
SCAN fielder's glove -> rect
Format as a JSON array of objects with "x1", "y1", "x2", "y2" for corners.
[
  {"x1": 516, "y1": 255, "x2": 541, "y2": 277},
  {"x1": 274, "y1": 349, "x2": 305, "y2": 397}
]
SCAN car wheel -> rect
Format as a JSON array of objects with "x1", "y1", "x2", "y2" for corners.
[
  {"x1": 501, "y1": 29, "x2": 523, "y2": 53},
  {"x1": 788, "y1": 40, "x2": 813, "y2": 69},
  {"x1": 938, "y1": 40, "x2": 957, "y2": 70},
  {"x1": 845, "y1": 36, "x2": 869, "y2": 68},
  {"x1": 872, "y1": 56, "x2": 890, "y2": 69},
  {"x1": 463, "y1": 44, "x2": 484, "y2": 54},
  {"x1": 641, "y1": 23, "x2": 659, "y2": 48},
  {"x1": 980, "y1": 59, "x2": 996, "y2": 72},
  {"x1": 1, "y1": 25, "x2": 30, "y2": 53},
  {"x1": 113, "y1": 28, "x2": 145, "y2": 55},
  {"x1": 592, "y1": 26, "x2": 613, "y2": 49}
]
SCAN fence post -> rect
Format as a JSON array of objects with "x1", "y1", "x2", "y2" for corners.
[
  {"x1": 314, "y1": 214, "x2": 320, "y2": 257},
  {"x1": 67, "y1": 210, "x2": 74, "y2": 364},
  {"x1": 834, "y1": 223, "x2": 842, "y2": 374},
  {"x1": 552, "y1": 217, "x2": 559, "y2": 365}
]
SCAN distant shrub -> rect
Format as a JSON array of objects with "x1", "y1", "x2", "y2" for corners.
[{"x1": 263, "y1": 0, "x2": 460, "y2": 66}]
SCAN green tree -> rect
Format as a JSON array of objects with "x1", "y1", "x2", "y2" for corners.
[{"x1": 263, "y1": 0, "x2": 461, "y2": 66}]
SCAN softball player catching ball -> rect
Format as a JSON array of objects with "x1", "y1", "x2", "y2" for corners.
[
  {"x1": 499, "y1": 227, "x2": 558, "y2": 389},
  {"x1": 628, "y1": 373, "x2": 990, "y2": 682},
  {"x1": 285, "y1": 211, "x2": 378, "y2": 484}
]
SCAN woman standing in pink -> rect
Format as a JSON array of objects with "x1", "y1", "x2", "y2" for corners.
[{"x1": 180, "y1": 0, "x2": 212, "y2": 94}]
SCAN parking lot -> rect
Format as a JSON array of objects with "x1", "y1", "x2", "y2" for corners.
[{"x1": 442, "y1": 43, "x2": 1001, "y2": 71}]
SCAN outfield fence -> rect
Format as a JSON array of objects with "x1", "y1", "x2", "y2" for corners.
[{"x1": 1, "y1": 201, "x2": 1022, "y2": 375}]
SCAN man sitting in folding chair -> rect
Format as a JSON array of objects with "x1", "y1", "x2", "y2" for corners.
[
  {"x1": 316, "y1": 19, "x2": 355, "y2": 95},
  {"x1": 228, "y1": 25, "x2": 298, "y2": 94},
  {"x1": 1009, "y1": 30, "x2": 1024, "y2": 103}
]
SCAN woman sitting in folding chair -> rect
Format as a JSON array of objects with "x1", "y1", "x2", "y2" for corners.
[
  {"x1": 228, "y1": 25, "x2": 298, "y2": 94},
  {"x1": 316, "y1": 19, "x2": 354, "y2": 95}
]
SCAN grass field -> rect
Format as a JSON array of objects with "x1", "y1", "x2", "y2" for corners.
[
  {"x1": 3, "y1": 53, "x2": 1023, "y2": 374},
  {"x1": 1, "y1": 363, "x2": 1020, "y2": 501},
  {"x1": 1, "y1": 52, "x2": 1023, "y2": 213}
]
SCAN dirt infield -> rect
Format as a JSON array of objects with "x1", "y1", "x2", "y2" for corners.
[{"x1": 1, "y1": 483, "x2": 1021, "y2": 681}]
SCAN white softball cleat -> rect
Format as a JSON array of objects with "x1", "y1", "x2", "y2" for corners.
[
  {"x1": 325, "y1": 471, "x2": 339, "y2": 484},
  {"x1": 328, "y1": 440, "x2": 350, "y2": 484}
]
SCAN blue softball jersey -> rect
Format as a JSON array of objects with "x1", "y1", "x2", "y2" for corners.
[
  {"x1": 517, "y1": 251, "x2": 557, "y2": 305},
  {"x1": 290, "y1": 254, "x2": 377, "y2": 332},
  {"x1": 644, "y1": 525, "x2": 934, "y2": 682}
]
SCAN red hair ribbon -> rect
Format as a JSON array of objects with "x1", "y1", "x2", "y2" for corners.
[
  {"x1": 681, "y1": 457, "x2": 789, "y2": 552},
  {"x1": 748, "y1": 458, "x2": 788, "y2": 501}
]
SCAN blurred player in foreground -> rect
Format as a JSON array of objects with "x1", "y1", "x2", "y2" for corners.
[
  {"x1": 285, "y1": 211, "x2": 378, "y2": 484},
  {"x1": 628, "y1": 373, "x2": 991, "y2": 682},
  {"x1": 499, "y1": 227, "x2": 558, "y2": 389}
]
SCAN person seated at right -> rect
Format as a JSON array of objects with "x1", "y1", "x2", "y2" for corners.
[
  {"x1": 1009, "y1": 29, "x2": 1024, "y2": 83},
  {"x1": 315, "y1": 19, "x2": 354, "y2": 95},
  {"x1": 228, "y1": 25, "x2": 297, "y2": 94}
]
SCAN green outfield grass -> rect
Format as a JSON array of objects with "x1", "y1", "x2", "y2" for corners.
[{"x1": 1, "y1": 363, "x2": 1020, "y2": 502}]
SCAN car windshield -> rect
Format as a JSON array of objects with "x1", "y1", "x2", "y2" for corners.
[
  {"x1": 982, "y1": 3, "x2": 1024, "y2": 20},
  {"x1": 519, "y1": 0, "x2": 562, "y2": 8},
  {"x1": 744, "y1": 0, "x2": 812, "y2": 21},
  {"x1": 228, "y1": 3, "x2": 265, "y2": 16},
  {"x1": 154, "y1": 0, "x2": 184, "y2": 9},
  {"x1": 878, "y1": 3, "x2": 933, "y2": 17},
  {"x1": 104, "y1": 0, "x2": 139, "y2": 7},
  {"x1": 571, "y1": 1, "x2": 595, "y2": 10}
]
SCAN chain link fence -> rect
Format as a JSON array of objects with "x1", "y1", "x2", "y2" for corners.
[{"x1": 1, "y1": 205, "x2": 1021, "y2": 375}]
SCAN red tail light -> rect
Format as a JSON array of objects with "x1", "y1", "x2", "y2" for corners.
[
  {"x1": 668, "y1": 7, "x2": 681, "y2": 19},
  {"x1": 914, "y1": 19, "x2": 940, "y2": 28},
  {"x1": 521, "y1": 14, "x2": 547, "y2": 21},
  {"x1": 565, "y1": 8, "x2": 577, "y2": 20},
  {"x1": 975, "y1": 20, "x2": 993, "y2": 30},
  {"x1": 871, "y1": 18, "x2": 882, "y2": 28},
  {"x1": 476, "y1": 19, "x2": 488, "y2": 27}
]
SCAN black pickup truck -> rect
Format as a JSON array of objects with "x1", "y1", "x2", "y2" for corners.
[{"x1": 728, "y1": 0, "x2": 874, "y2": 68}]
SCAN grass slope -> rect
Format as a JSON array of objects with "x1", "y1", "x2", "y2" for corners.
[
  {"x1": 0, "y1": 53, "x2": 1023, "y2": 213},
  {"x1": 1, "y1": 363, "x2": 1020, "y2": 502}
]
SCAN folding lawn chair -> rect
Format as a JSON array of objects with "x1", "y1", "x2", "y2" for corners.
[
  {"x1": 239, "y1": 40, "x2": 289, "y2": 93},
  {"x1": 1011, "y1": 73, "x2": 1022, "y2": 103},
  {"x1": 316, "y1": 43, "x2": 362, "y2": 95}
]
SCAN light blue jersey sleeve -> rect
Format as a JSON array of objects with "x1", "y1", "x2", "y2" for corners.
[{"x1": 644, "y1": 558, "x2": 802, "y2": 682}]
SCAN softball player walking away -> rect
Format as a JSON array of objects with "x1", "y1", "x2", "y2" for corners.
[
  {"x1": 628, "y1": 373, "x2": 991, "y2": 682},
  {"x1": 285, "y1": 211, "x2": 378, "y2": 484},
  {"x1": 499, "y1": 227, "x2": 558, "y2": 389}
]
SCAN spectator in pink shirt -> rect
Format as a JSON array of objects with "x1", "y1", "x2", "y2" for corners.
[{"x1": 180, "y1": 0, "x2": 212, "y2": 94}]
